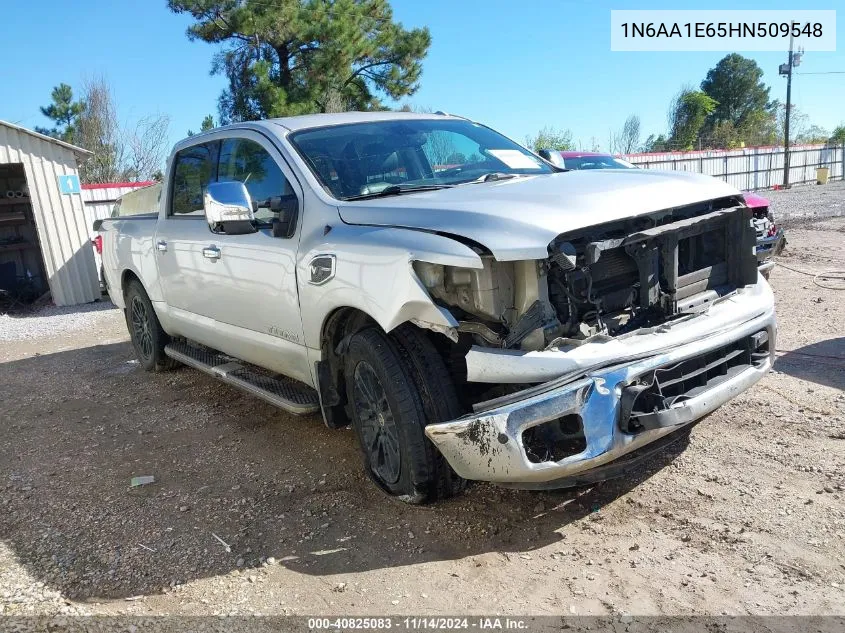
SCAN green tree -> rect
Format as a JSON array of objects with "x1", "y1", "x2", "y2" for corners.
[
  {"x1": 168, "y1": 0, "x2": 431, "y2": 123},
  {"x1": 668, "y1": 89, "x2": 717, "y2": 150},
  {"x1": 36, "y1": 83, "x2": 84, "y2": 141},
  {"x1": 830, "y1": 125, "x2": 845, "y2": 144},
  {"x1": 524, "y1": 126, "x2": 574, "y2": 152},
  {"x1": 700, "y1": 54, "x2": 774, "y2": 143},
  {"x1": 187, "y1": 114, "x2": 216, "y2": 136},
  {"x1": 642, "y1": 133, "x2": 668, "y2": 153}
]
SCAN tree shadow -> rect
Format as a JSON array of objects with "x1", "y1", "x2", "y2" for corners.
[
  {"x1": 774, "y1": 337, "x2": 845, "y2": 390},
  {"x1": 0, "y1": 341, "x2": 689, "y2": 600}
]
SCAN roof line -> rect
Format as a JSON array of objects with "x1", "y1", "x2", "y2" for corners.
[{"x1": 0, "y1": 120, "x2": 93, "y2": 156}]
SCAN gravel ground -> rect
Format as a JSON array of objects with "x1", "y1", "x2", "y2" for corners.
[
  {"x1": 0, "y1": 301, "x2": 119, "y2": 342},
  {"x1": 0, "y1": 208, "x2": 843, "y2": 618},
  {"x1": 756, "y1": 180, "x2": 845, "y2": 225}
]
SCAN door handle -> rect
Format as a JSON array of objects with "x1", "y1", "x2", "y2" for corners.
[
  {"x1": 156, "y1": 239, "x2": 167, "y2": 252},
  {"x1": 202, "y1": 245, "x2": 221, "y2": 260}
]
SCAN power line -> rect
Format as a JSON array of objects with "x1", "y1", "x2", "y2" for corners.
[{"x1": 795, "y1": 71, "x2": 845, "y2": 75}]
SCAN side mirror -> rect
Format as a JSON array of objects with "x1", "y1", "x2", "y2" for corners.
[
  {"x1": 204, "y1": 181, "x2": 256, "y2": 235},
  {"x1": 538, "y1": 149, "x2": 566, "y2": 168},
  {"x1": 92, "y1": 218, "x2": 104, "y2": 232}
]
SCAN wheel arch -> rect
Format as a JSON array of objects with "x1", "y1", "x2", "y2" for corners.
[
  {"x1": 315, "y1": 306, "x2": 461, "y2": 430},
  {"x1": 315, "y1": 306, "x2": 378, "y2": 429}
]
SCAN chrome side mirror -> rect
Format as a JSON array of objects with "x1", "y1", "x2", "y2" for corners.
[{"x1": 204, "y1": 181, "x2": 256, "y2": 235}]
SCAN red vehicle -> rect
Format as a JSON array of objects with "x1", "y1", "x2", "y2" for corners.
[
  {"x1": 743, "y1": 192, "x2": 786, "y2": 275},
  {"x1": 538, "y1": 150, "x2": 636, "y2": 170}
]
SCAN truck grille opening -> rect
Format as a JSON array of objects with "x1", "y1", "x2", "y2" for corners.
[
  {"x1": 547, "y1": 200, "x2": 758, "y2": 339},
  {"x1": 522, "y1": 414, "x2": 586, "y2": 463},
  {"x1": 620, "y1": 331, "x2": 770, "y2": 434}
]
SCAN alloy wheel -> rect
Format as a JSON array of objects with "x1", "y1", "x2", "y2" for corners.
[{"x1": 352, "y1": 361, "x2": 401, "y2": 485}]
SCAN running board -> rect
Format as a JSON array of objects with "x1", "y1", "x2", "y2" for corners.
[{"x1": 164, "y1": 341, "x2": 320, "y2": 415}]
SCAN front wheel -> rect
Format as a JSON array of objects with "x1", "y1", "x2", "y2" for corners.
[
  {"x1": 344, "y1": 326, "x2": 465, "y2": 504},
  {"x1": 124, "y1": 280, "x2": 176, "y2": 372}
]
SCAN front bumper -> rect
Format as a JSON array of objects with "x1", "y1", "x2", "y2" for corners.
[
  {"x1": 756, "y1": 227, "x2": 786, "y2": 263},
  {"x1": 425, "y1": 285, "x2": 776, "y2": 489}
]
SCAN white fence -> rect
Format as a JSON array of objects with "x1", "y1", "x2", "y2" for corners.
[{"x1": 624, "y1": 143, "x2": 845, "y2": 191}]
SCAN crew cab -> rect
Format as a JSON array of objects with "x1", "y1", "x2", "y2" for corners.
[{"x1": 99, "y1": 112, "x2": 776, "y2": 503}]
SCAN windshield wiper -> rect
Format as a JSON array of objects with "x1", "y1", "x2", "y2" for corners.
[
  {"x1": 344, "y1": 184, "x2": 453, "y2": 201},
  {"x1": 459, "y1": 172, "x2": 522, "y2": 184}
]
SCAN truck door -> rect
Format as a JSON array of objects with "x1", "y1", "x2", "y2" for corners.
[
  {"x1": 193, "y1": 132, "x2": 310, "y2": 384},
  {"x1": 155, "y1": 140, "x2": 221, "y2": 325}
]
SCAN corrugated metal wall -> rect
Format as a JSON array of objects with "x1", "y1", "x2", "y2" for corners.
[
  {"x1": 625, "y1": 143, "x2": 845, "y2": 191},
  {"x1": 0, "y1": 122, "x2": 100, "y2": 306}
]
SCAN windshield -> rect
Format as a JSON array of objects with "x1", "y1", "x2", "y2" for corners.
[
  {"x1": 562, "y1": 155, "x2": 636, "y2": 170},
  {"x1": 289, "y1": 118, "x2": 554, "y2": 200}
]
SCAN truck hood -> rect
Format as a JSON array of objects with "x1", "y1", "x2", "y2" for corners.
[{"x1": 338, "y1": 169, "x2": 740, "y2": 260}]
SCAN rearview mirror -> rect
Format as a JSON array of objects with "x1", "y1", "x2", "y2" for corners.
[
  {"x1": 92, "y1": 218, "x2": 104, "y2": 232},
  {"x1": 204, "y1": 181, "x2": 256, "y2": 235}
]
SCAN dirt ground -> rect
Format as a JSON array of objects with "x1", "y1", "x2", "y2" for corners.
[{"x1": 1, "y1": 216, "x2": 843, "y2": 618}]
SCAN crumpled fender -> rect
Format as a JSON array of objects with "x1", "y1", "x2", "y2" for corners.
[{"x1": 297, "y1": 224, "x2": 483, "y2": 349}]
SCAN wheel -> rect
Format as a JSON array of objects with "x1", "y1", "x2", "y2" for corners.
[
  {"x1": 344, "y1": 326, "x2": 466, "y2": 504},
  {"x1": 124, "y1": 280, "x2": 176, "y2": 372}
]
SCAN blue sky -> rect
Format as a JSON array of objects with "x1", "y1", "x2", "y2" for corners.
[{"x1": 3, "y1": 0, "x2": 843, "y2": 153}]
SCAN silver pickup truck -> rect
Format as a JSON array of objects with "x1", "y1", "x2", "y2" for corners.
[{"x1": 99, "y1": 112, "x2": 776, "y2": 503}]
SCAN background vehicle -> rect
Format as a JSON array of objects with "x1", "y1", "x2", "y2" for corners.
[
  {"x1": 538, "y1": 150, "x2": 636, "y2": 170},
  {"x1": 99, "y1": 112, "x2": 775, "y2": 503},
  {"x1": 743, "y1": 191, "x2": 786, "y2": 276}
]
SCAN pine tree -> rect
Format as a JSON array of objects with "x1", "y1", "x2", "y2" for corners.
[
  {"x1": 168, "y1": 0, "x2": 431, "y2": 123},
  {"x1": 36, "y1": 83, "x2": 84, "y2": 141}
]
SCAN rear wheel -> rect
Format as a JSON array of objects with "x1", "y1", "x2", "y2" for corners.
[
  {"x1": 124, "y1": 280, "x2": 176, "y2": 372},
  {"x1": 344, "y1": 326, "x2": 466, "y2": 504}
]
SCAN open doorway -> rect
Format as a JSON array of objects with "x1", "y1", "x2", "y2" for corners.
[{"x1": 0, "y1": 163, "x2": 49, "y2": 310}]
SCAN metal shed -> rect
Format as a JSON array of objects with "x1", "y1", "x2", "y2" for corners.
[{"x1": 0, "y1": 120, "x2": 100, "y2": 306}]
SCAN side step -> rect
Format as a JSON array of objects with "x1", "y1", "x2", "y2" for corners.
[{"x1": 164, "y1": 341, "x2": 320, "y2": 415}]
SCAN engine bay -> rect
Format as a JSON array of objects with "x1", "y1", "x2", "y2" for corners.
[{"x1": 415, "y1": 195, "x2": 759, "y2": 352}]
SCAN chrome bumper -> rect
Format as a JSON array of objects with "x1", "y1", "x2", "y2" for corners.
[
  {"x1": 425, "y1": 302, "x2": 776, "y2": 488},
  {"x1": 756, "y1": 228, "x2": 786, "y2": 262}
]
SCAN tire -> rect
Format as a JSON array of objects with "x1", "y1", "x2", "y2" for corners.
[
  {"x1": 124, "y1": 280, "x2": 176, "y2": 372},
  {"x1": 391, "y1": 324, "x2": 468, "y2": 499},
  {"x1": 344, "y1": 326, "x2": 466, "y2": 504}
]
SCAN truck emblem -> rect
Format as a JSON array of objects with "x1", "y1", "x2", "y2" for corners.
[{"x1": 308, "y1": 254, "x2": 336, "y2": 285}]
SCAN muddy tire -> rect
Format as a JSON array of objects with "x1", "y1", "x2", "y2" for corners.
[
  {"x1": 344, "y1": 327, "x2": 465, "y2": 504},
  {"x1": 390, "y1": 324, "x2": 468, "y2": 499},
  {"x1": 124, "y1": 280, "x2": 176, "y2": 372}
]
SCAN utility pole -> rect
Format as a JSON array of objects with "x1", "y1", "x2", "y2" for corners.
[{"x1": 780, "y1": 28, "x2": 803, "y2": 188}]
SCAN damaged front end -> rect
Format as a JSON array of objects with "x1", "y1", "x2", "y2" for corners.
[{"x1": 416, "y1": 196, "x2": 776, "y2": 487}]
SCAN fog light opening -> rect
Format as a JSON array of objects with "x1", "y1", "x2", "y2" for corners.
[{"x1": 522, "y1": 414, "x2": 586, "y2": 464}]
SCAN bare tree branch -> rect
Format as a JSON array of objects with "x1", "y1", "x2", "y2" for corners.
[{"x1": 74, "y1": 76, "x2": 170, "y2": 183}]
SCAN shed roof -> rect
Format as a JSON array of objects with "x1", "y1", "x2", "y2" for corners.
[{"x1": 0, "y1": 120, "x2": 93, "y2": 157}]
